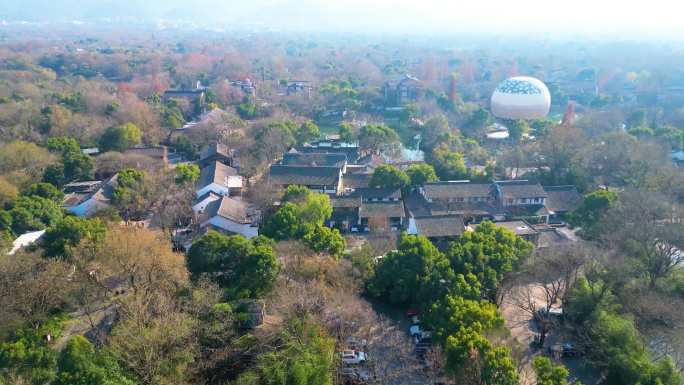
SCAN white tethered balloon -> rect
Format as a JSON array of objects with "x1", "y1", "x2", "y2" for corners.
[{"x1": 491, "y1": 76, "x2": 551, "y2": 120}]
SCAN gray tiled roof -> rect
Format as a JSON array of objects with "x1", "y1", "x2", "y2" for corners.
[
  {"x1": 197, "y1": 161, "x2": 240, "y2": 189},
  {"x1": 424, "y1": 181, "x2": 492, "y2": 200},
  {"x1": 269, "y1": 165, "x2": 340, "y2": 186},
  {"x1": 360, "y1": 201, "x2": 405, "y2": 218},
  {"x1": 496, "y1": 180, "x2": 547, "y2": 199},
  {"x1": 200, "y1": 142, "x2": 231, "y2": 161},
  {"x1": 343, "y1": 173, "x2": 372, "y2": 189},
  {"x1": 503, "y1": 204, "x2": 550, "y2": 218},
  {"x1": 203, "y1": 196, "x2": 254, "y2": 224},
  {"x1": 414, "y1": 215, "x2": 465, "y2": 238},
  {"x1": 331, "y1": 196, "x2": 362, "y2": 208},
  {"x1": 348, "y1": 187, "x2": 401, "y2": 201},
  {"x1": 282, "y1": 152, "x2": 347, "y2": 167},
  {"x1": 296, "y1": 145, "x2": 359, "y2": 162},
  {"x1": 543, "y1": 186, "x2": 583, "y2": 213}
]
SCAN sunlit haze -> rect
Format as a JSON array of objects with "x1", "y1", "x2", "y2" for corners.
[{"x1": 3, "y1": 0, "x2": 684, "y2": 39}]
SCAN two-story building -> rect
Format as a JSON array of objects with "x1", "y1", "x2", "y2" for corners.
[
  {"x1": 196, "y1": 161, "x2": 243, "y2": 199},
  {"x1": 493, "y1": 180, "x2": 550, "y2": 223},
  {"x1": 328, "y1": 188, "x2": 405, "y2": 233}
]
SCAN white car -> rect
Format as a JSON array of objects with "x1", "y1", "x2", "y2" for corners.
[{"x1": 340, "y1": 350, "x2": 367, "y2": 365}]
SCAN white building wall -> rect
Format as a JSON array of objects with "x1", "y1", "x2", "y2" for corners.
[{"x1": 196, "y1": 183, "x2": 231, "y2": 199}]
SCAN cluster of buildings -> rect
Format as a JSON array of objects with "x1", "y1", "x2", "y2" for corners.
[
  {"x1": 60, "y1": 142, "x2": 259, "y2": 249},
  {"x1": 57, "y1": 133, "x2": 584, "y2": 252},
  {"x1": 265, "y1": 137, "x2": 584, "y2": 248}
]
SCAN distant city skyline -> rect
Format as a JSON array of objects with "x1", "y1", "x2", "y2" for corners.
[{"x1": 2, "y1": 0, "x2": 683, "y2": 40}]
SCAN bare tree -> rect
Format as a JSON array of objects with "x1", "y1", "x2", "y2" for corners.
[
  {"x1": 603, "y1": 190, "x2": 684, "y2": 289},
  {"x1": 506, "y1": 245, "x2": 590, "y2": 347}
]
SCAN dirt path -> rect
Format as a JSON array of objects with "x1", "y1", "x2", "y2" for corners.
[{"x1": 54, "y1": 303, "x2": 118, "y2": 351}]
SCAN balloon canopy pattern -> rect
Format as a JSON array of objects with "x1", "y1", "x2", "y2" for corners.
[{"x1": 491, "y1": 76, "x2": 551, "y2": 120}]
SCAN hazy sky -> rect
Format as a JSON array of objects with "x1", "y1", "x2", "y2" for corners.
[{"x1": 3, "y1": 0, "x2": 684, "y2": 39}]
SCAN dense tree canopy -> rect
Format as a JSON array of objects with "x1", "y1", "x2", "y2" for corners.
[
  {"x1": 447, "y1": 221, "x2": 533, "y2": 300},
  {"x1": 432, "y1": 143, "x2": 468, "y2": 180},
  {"x1": 174, "y1": 163, "x2": 200, "y2": 185},
  {"x1": 368, "y1": 233, "x2": 454, "y2": 307},
  {"x1": 187, "y1": 232, "x2": 279, "y2": 299},
  {"x1": 369, "y1": 164, "x2": 410, "y2": 190},
  {"x1": 295, "y1": 120, "x2": 321, "y2": 145},
  {"x1": 24, "y1": 182, "x2": 64, "y2": 202},
  {"x1": 406, "y1": 163, "x2": 438, "y2": 186},
  {"x1": 1, "y1": 195, "x2": 64, "y2": 235},
  {"x1": 56, "y1": 336, "x2": 135, "y2": 385},
  {"x1": 42, "y1": 216, "x2": 106, "y2": 259},
  {"x1": 99, "y1": 123, "x2": 142, "y2": 152},
  {"x1": 358, "y1": 124, "x2": 399, "y2": 155}
]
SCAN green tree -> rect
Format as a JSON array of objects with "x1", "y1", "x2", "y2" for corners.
[
  {"x1": 425, "y1": 294, "x2": 503, "y2": 342},
  {"x1": 56, "y1": 336, "x2": 135, "y2": 385},
  {"x1": 7, "y1": 195, "x2": 64, "y2": 234},
  {"x1": 533, "y1": 356, "x2": 572, "y2": 385},
  {"x1": 43, "y1": 164, "x2": 66, "y2": 186},
  {"x1": 358, "y1": 124, "x2": 399, "y2": 155},
  {"x1": 174, "y1": 136, "x2": 199, "y2": 160},
  {"x1": 99, "y1": 123, "x2": 142, "y2": 152},
  {"x1": 444, "y1": 327, "x2": 518, "y2": 385},
  {"x1": 432, "y1": 143, "x2": 467, "y2": 180},
  {"x1": 281, "y1": 185, "x2": 332, "y2": 226},
  {"x1": 338, "y1": 122, "x2": 356, "y2": 143},
  {"x1": 42, "y1": 216, "x2": 106, "y2": 259},
  {"x1": 507, "y1": 119, "x2": 530, "y2": 142},
  {"x1": 237, "y1": 315, "x2": 335, "y2": 385},
  {"x1": 261, "y1": 203, "x2": 306, "y2": 240},
  {"x1": 447, "y1": 221, "x2": 533, "y2": 301},
  {"x1": 369, "y1": 164, "x2": 410, "y2": 190},
  {"x1": 303, "y1": 225, "x2": 346, "y2": 258},
  {"x1": 368, "y1": 233, "x2": 454, "y2": 307},
  {"x1": 262, "y1": 186, "x2": 333, "y2": 241},
  {"x1": 0, "y1": 318, "x2": 66, "y2": 384},
  {"x1": 567, "y1": 189, "x2": 617, "y2": 240},
  {"x1": 63, "y1": 152, "x2": 94, "y2": 182},
  {"x1": 295, "y1": 121, "x2": 321, "y2": 145},
  {"x1": 187, "y1": 232, "x2": 279, "y2": 299},
  {"x1": 174, "y1": 163, "x2": 200, "y2": 185},
  {"x1": 24, "y1": 182, "x2": 64, "y2": 202},
  {"x1": 406, "y1": 163, "x2": 438, "y2": 186},
  {"x1": 111, "y1": 168, "x2": 149, "y2": 221},
  {"x1": 46, "y1": 136, "x2": 80, "y2": 155}
]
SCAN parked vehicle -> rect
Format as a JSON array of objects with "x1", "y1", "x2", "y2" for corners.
[
  {"x1": 340, "y1": 350, "x2": 368, "y2": 365},
  {"x1": 413, "y1": 330, "x2": 432, "y2": 344},
  {"x1": 547, "y1": 342, "x2": 581, "y2": 357},
  {"x1": 535, "y1": 306, "x2": 563, "y2": 322}
]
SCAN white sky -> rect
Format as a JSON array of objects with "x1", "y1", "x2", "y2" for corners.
[
  {"x1": 268, "y1": 0, "x2": 684, "y2": 38},
  {"x1": 4, "y1": 0, "x2": 684, "y2": 39}
]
